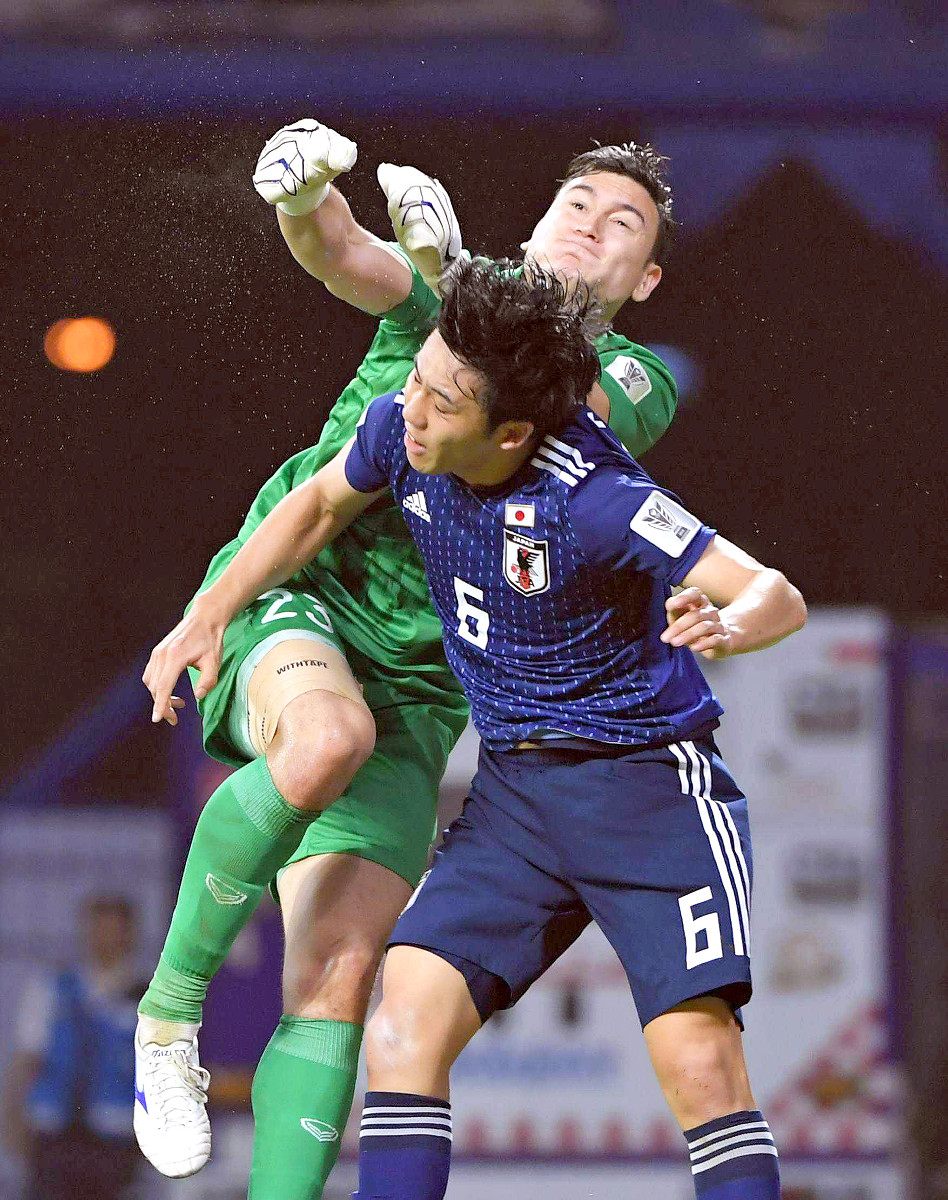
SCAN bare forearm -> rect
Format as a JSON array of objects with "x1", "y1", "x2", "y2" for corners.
[
  {"x1": 276, "y1": 185, "x2": 356, "y2": 279},
  {"x1": 276, "y1": 187, "x2": 411, "y2": 313},
  {"x1": 719, "y1": 569, "x2": 806, "y2": 655},
  {"x1": 197, "y1": 480, "x2": 347, "y2": 623},
  {"x1": 143, "y1": 445, "x2": 379, "y2": 722}
]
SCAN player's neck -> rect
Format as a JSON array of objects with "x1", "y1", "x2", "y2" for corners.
[
  {"x1": 454, "y1": 442, "x2": 536, "y2": 490},
  {"x1": 599, "y1": 297, "x2": 621, "y2": 325}
]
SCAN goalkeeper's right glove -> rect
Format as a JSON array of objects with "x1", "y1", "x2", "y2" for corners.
[
  {"x1": 253, "y1": 119, "x2": 358, "y2": 216},
  {"x1": 377, "y1": 163, "x2": 463, "y2": 296}
]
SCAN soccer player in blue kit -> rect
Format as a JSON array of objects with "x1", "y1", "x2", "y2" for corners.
[{"x1": 145, "y1": 259, "x2": 806, "y2": 1200}]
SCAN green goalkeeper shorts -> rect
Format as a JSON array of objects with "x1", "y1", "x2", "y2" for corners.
[{"x1": 192, "y1": 582, "x2": 468, "y2": 888}]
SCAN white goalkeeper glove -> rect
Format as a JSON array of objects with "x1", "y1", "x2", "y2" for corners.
[
  {"x1": 377, "y1": 163, "x2": 463, "y2": 296},
  {"x1": 253, "y1": 119, "x2": 358, "y2": 216}
]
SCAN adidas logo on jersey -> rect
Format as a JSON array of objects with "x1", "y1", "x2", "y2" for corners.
[{"x1": 403, "y1": 491, "x2": 431, "y2": 523}]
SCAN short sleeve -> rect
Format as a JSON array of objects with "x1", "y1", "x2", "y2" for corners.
[
  {"x1": 569, "y1": 468, "x2": 715, "y2": 586},
  {"x1": 376, "y1": 244, "x2": 442, "y2": 333},
  {"x1": 598, "y1": 344, "x2": 678, "y2": 458},
  {"x1": 344, "y1": 392, "x2": 402, "y2": 493}
]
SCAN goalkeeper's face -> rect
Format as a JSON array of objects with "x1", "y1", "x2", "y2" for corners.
[
  {"x1": 523, "y1": 172, "x2": 662, "y2": 318},
  {"x1": 401, "y1": 332, "x2": 533, "y2": 487}
]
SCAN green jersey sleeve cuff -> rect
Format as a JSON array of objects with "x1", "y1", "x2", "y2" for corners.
[{"x1": 378, "y1": 243, "x2": 442, "y2": 332}]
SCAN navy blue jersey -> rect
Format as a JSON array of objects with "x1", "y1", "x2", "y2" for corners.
[{"x1": 345, "y1": 393, "x2": 723, "y2": 750}]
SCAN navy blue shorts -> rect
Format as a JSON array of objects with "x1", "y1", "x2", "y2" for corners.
[{"x1": 390, "y1": 736, "x2": 753, "y2": 1028}]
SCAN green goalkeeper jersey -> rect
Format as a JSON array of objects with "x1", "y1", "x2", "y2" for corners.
[{"x1": 198, "y1": 246, "x2": 678, "y2": 706}]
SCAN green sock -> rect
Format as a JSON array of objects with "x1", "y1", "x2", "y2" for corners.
[
  {"x1": 249, "y1": 1017, "x2": 363, "y2": 1200},
  {"x1": 139, "y1": 757, "x2": 314, "y2": 1024}
]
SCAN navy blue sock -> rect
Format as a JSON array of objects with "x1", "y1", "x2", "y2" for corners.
[
  {"x1": 353, "y1": 1090, "x2": 452, "y2": 1200},
  {"x1": 684, "y1": 1109, "x2": 781, "y2": 1199}
]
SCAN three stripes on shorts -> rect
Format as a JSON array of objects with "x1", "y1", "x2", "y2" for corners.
[{"x1": 670, "y1": 739, "x2": 752, "y2": 957}]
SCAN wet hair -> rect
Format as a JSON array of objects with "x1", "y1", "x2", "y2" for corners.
[
  {"x1": 436, "y1": 257, "x2": 601, "y2": 441},
  {"x1": 560, "y1": 142, "x2": 675, "y2": 264}
]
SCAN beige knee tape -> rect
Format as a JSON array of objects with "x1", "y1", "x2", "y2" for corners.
[{"x1": 246, "y1": 639, "x2": 365, "y2": 758}]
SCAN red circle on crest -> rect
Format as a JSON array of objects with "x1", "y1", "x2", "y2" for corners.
[{"x1": 515, "y1": 509, "x2": 525, "y2": 520}]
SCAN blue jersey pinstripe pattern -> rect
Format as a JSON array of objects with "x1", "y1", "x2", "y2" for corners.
[{"x1": 345, "y1": 393, "x2": 723, "y2": 750}]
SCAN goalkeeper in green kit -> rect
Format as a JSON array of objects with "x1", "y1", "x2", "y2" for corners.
[{"x1": 133, "y1": 117, "x2": 680, "y2": 1198}]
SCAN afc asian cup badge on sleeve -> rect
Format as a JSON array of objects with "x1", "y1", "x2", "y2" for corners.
[{"x1": 503, "y1": 529, "x2": 550, "y2": 596}]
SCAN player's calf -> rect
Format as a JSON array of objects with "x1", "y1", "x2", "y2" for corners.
[
  {"x1": 352, "y1": 948, "x2": 481, "y2": 1198},
  {"x1": 645, "y1": 998, "x2": 779, "y2": 1198},
  {"x1": 645, "y1": 996, "x2": 754, "y2": 1128},
  {"x1": 279, "y1": 852, "x2": 415, "y2": 1018},
  {"x1": 648, "y1": 993, "x2": 758, "y2": 1123}
]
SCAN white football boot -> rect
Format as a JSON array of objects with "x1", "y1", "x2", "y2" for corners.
[{"x1": 134, "y1": 1024, "x2": 211, "y2": 1177}]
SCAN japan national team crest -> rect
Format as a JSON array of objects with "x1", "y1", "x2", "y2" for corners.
[{"x1": 503, "y1": 529, "x2": 550, "y2": 596}]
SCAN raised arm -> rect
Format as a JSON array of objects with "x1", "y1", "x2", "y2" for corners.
[
  {"x1": 663, "y1": 536, "x2": 806, "y2": 659},
  {"x1": 143, "y1": 443, "x2": 384, "y2": 723},
  {"x1": 253, "y1": 119, "x2": 413, "y2": 315}
]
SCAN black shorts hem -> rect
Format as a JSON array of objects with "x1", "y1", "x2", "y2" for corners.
[
  {"x1": 637, "y1": 974, "x2": 752, "y2": 1030},
  {"x1": 387, "y1": 940, "x2": 510, "y2": 1024}
]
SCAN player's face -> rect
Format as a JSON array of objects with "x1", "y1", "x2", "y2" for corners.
[
  {"x1": 83, "y1": 906, "x2": 133, "y2": 968},
  {"x1": 402, "y1": 331, "x2": 527, "y2": 485},
  {"x1": 523, "y1": 172, "x2": 662, "y2": 317}
]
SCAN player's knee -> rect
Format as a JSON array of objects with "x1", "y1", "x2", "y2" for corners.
[
  {"x1": 268, "y1": 693, "x2": 376, "y2": 812},
  {"x1": 283, "y1": 934, "x2": 383, "y2": 1017},
  {"x1": 660, "y1": 1032, "x2": 748, "y2": 1126},
  {"x1": 364, "y1": 999, "x2": 428, "y2": 1078}
]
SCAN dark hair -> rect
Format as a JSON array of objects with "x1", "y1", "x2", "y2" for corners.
[
  {"x1": 436, "y1": 257, "x2": 601, "y2": 441},
  {"x1": 561, "y1": 142, "x2": 675, "y2": 264}
]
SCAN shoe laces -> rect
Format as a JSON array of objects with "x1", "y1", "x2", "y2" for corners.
[{"x1": 151, "y1": 1047, "x2": 210, "y2": 1126}]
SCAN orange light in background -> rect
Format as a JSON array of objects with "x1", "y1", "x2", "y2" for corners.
[{"x1": 44, "y1": 316, "x2": 116, "y2": 372}]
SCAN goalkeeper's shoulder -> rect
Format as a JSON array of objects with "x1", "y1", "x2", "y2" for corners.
[{"x1": 596, "y1": 335, "x2": 679, "y2": 457}]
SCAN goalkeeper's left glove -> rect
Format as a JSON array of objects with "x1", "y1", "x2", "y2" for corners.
[{"x1": 377, "y1": 163, "x2": 463, "y2": 296}]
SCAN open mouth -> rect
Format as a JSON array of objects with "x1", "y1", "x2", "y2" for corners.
[{"x1": 404, "y1": 430, "x2": 426, "y2": 454}]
